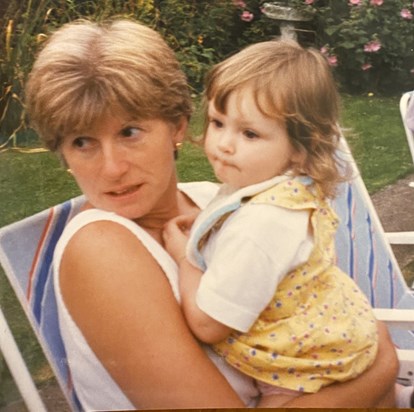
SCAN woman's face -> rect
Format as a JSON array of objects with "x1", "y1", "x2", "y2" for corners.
[{"x1": 60, "y1": 114, "x2": 186, "y2": 221}]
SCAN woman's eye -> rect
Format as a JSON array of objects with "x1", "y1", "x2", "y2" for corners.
[
  {"x1": 72, "y1": 137, "x2": 90, "y2": 149},
  {"x1": 244, "y1": 130, "x2": 259, "y2": 139},
  {"x1": 121, "y1": 127, "x2": 141, "y2": 138}
]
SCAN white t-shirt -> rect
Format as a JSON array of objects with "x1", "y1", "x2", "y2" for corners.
[
  {"x1": 187, "y1": 176, "x2": 314, "y2": 333},
  {"x1": 53, "y1": 181, "x2": 259, "y2": 410}
]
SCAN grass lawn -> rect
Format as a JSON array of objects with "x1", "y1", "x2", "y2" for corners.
[
  {"x1": 341, "y1": 94, "x2": 413, "y2": 192},
  {"x1": 0, "y1": 94, "x2": 413, "y2": 406}
]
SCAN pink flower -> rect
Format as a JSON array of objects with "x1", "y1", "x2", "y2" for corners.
[
  {"x1": 401, "y1": 8, "x2": 413, "y2": 20},
  {"x1": 364, "y1": 40, "x2": 381, "y2": 53},
  {"x1": 349, "y1": 0, "x2": 361, "y2": 5},
  {"x1": 370, "y1": 0, "x2": 383, "y2": 5},
  {"x1": 327, "y1": 55, "x2": 338, "y2": 67},
  {"x1": 241, "y1": 10, "x2": 254, "y2": 22},
  {"x1": 233, "y1": 0, "x2": 246, "y2": 7},
  {"x1": 362, "y1": 63, "x2": 373, "y2": 71},
  {"x1": 305, "y1": 0, "x2": 314, "y2": 4},
  {"x1": 320, "y1": 46, "x2": 329, "y2": 55},
  {"x1": 320, "y1": 46, "x2": 338, "y2": 66}
]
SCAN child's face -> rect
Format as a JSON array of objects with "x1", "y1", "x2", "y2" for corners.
[{"x1": 205, "y1": 89, "x2": 300, "y2": 189}]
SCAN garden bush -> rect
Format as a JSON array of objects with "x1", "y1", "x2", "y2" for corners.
[
  {"x1": 303, "y1": 0, "x2": 414, "y2": 94},
  {"x1": 0, "y1": 0, "x2": 278, "y2": 145},
  {"x1": 1, "y1": 0, "x2": 414, "y2": 147}
]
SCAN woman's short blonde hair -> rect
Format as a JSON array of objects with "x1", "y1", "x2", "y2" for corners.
[
  {"x1": 204, "y1": 39, "x2": 348, "y2": 198},
  {"x1": 25, "y1": 19, "x2": 193, "y2": 151}
]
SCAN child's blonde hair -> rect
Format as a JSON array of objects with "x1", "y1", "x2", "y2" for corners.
[
  {"x1": 25, "y1": 19, "x2": 192, "y2": 152},
  {"x1": 204, "y1": 39, "x2": 348, "y2": 198}
]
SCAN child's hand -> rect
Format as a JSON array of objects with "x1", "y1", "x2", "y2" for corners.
[{"x1": 163, "y1": 213, "x2": 198, "y2": 264}]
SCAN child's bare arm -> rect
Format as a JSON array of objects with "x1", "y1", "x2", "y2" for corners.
[
  {"x1": 163, "y1": 214, "x2": 196, "y2": 264},
  {"x1": 178, "y1": 259, "x2": 232, "y2": 344},
  {"x1": 163, "y1": 216, "x2": 232, "y2": 344}
]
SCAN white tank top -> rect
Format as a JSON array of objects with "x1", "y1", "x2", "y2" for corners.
[{"x1": 53, "y1": 182, "x2": 259, "y2": 410}]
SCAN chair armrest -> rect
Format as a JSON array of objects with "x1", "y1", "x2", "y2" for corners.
[
  {"x1": 385, "y1": 231, "x2": 414, "y2": 245},
  {"x1": 374, "y1": 308, "x2": 414, "y2": 386},
  {"x1": 373, "y1": 308, "x2": 414, "y2": 329},
  {"x1": 397, "y1": 349, "x2": 414, "y2": 386}
]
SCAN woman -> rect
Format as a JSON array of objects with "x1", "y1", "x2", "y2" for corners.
[{"x1": 25, "y1": 18, "x2": 398, "y2": 409}]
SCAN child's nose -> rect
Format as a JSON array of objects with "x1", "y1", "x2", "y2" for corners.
[{"x1": 217, "y1": 131, "x2": 235, "y2": 154}]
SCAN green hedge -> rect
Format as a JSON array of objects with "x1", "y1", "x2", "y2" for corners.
[{"x1": 1, "y1": 0, "x2": 414, "y2": 147}]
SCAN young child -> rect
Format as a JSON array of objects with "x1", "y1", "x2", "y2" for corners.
[{"x1": 163, "y1": 39, "x2": 379, "y2": 407}]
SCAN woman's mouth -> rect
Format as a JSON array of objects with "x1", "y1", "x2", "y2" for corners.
[{"x1": 107, "y1": 185, "x2": 140, "y2": 197}]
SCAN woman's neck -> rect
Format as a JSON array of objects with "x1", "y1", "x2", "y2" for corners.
[{"x1": 135, "y1": 187, "x2": 199, "y2": 245}]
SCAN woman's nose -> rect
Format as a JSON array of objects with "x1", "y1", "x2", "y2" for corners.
[{"x1": 101, "y1": 144, "x2": 128, "y2": 179}]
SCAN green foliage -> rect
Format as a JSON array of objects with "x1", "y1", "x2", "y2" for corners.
[
  {"x1": 0, "y1": 0, "x2": 278, "y2": 147},
  {"x1": 2, "y1": 0, "x2": 414, "y2": 148},
  {"x1": 0, "y1": 0, "x2": 49, "y2": 146},
  {"x1": 0, "y1": 0, "x2": 158, "y2": 147},
  {"x1": 152, "y1": 0, "x2": 279, "y2": 92},
  {"x1": 289, "y1": 0, "x2": 414, "y2": 94}
]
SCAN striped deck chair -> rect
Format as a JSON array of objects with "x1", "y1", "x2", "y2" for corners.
[
  {"x1": 0, "y1": 139, "x2": 413, "y2": 410},
  {"x1": 0, "y1": 195, "x2": 85, "y2": 411},
  {"x1": 333, "y1": 138, "x2": 414, "y2": 386}
]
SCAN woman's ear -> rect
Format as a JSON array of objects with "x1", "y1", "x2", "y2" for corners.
[
  {"x1": 172, "y1": 117, "x2": 189, "y2": 145},
  {"x1": 58, "y1": 152, "x2": 69, "y2": 169},
  {"x1": 172, "y1": 117, "x2": 189, "y2": 160}
]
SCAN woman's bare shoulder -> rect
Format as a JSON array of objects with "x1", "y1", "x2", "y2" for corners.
[
  {"x1": 58, "y1": 219, "x2": 169, "y2": 324},
  {"x1": 63, "y1": 215, "x2": 162, "y2": 268}
]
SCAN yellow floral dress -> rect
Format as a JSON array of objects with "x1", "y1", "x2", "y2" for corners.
[{"x1": 213, "y1": 178, "x2": 378, "y2": 393}]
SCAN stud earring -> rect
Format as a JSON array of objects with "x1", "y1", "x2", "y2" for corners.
[{"x1": 174, "y1": 142, "x2": 183, "y2": 160}]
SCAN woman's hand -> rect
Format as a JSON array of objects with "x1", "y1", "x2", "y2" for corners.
[{"x1": 163, "y1": 212, "x2": 198, "y2": 264}]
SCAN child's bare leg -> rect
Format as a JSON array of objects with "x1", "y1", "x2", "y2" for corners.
[
  {"x1": 256, "y1": 382, "x2": 302, "y2": 408},
  {"x1": 375, "y1": 385, "x2": 395, "y2": 408},
  {"x1": 257, "y1": 393, "x2": 300, "y2": 408}
]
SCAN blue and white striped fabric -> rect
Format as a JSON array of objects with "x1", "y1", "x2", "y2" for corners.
[
  {"x1": 0, "y1": 195, "x2": 85, "y2": 412},
  {"x1": 333, "y1": 140, "x2": 414, "y2": 350}
]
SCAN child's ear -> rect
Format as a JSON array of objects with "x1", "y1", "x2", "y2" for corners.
[{"x1": 291, "y1": 146, "x2": 306, "y2": 169}]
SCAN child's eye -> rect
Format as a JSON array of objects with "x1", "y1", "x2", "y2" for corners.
[
  {"x1": 209, "y1": 118, "x2": 223, "y2": 128},
  {"x1": 121, "y1": 127, "x2": 141, "y2": 138},
  {"x1": 244, "y1": 129, "x2": 259, "y2": 139}
]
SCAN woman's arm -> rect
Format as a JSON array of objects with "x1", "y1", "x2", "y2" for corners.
[
  {"x1": 283, "y1": 320, "x2": 398, "y2": 407},
  {"x1": 59, "y1": 220, "x2": 245, "y2": 409}
]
